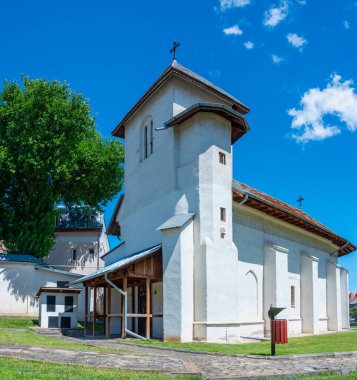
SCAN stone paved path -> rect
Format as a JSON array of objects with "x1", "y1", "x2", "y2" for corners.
[{"x1": 1, "y1": 339, "x2": 357, "y2": 379}]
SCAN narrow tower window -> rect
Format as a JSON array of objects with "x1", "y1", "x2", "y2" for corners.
[
  {"x1": 220, "y1": 207, "x2": 226, "y2": 222},
  {"x1": 219, "y1": 152, "x2": 226, "y2": 165},
  {"x1": 290, "y1": 286, "x2": 296, "y2": 308},
  {"x1": 144, "y1": 126, "x2": 148, "y2": 159},
  {"x1": 72, "y1": 249, "x2": 77, "y2": 261},
  {"x1": 150, "y1": 120, "x2": 154, "y2": 154}
]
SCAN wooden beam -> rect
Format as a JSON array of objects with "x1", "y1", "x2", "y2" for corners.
[
  {"x1": 103, "y1": 286, "x2": 107, "y2": 336},
  {"x1": 93, "y1": 286, "x2": 97, "y2": 337},
  {"x1": 84, "y1": 286, "x2": 89, "y2": 334},
  {"x1": 146, "y1": 278, "x2": 151, "y2": 339},
  {"x1": 122, "y1": 277, "x2": 127, "y2": 338},
  {"x1": 106, "y1": 286, "x2": 111, "y2": 338}
]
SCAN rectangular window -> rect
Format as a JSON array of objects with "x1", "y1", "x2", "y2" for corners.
[
  {"x1": 150, "y1": 120, "x2": 154, "y2": 154},
  {"x1": 57, "y1": 281, "x2": 69, "y2": 288},
  {"x1": 48, "y1": 316, "x2": 59, "y2": 328},
  {"x1": 72, "y1": 249, "x2": 77, "y2": 261},
  {"x1": 65, "y1": 296, "x2": 74, "y2": 313},
  {"x1": 144, "y1": 126, "x2": 148, "y2": 159},
  {"x1": 219, "y1": 152, "x2": 226, "y2": 165},
  {"x1": 291, "y1": 286, "x2": 296, "y2": 308},
  {"x1": 47, "y1": 295, "x2": 56, "y2": 312},
  {"x1": 60, "y1": 316, "x2": 71, "y2": 328},
  {"x1": 220, "y1": 207, "x2": 226, "y2": 222}
]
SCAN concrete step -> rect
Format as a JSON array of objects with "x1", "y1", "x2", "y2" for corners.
[{"x1": 36, "y1": 328, "x2": 84, "y2": 337}]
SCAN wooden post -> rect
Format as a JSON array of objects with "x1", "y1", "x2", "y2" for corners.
[
  {"x1": 84, "y1": 286, "x2": 89, "y2": 334},
  {"x1": 103, "y1": 286, "x2": 107, "y2": 336},
  {"x1": 146, "y1": 277, "x2": 151, "y2": 339},
  {"x1": 106, "y1": 286, "x2": 111, "y2": 338},
  {"x1": 122, "y1": 277, "x2": 127, "y2": 338},
  {"x1": 93, "y1": 285, "x2": 97, "y2": 337}
]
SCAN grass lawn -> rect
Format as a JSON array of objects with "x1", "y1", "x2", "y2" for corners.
[
  {"x1": 0, "y1": 357, "x2": 199, "y2": 380},
  {"x1": 124, "y1": 330, "x2": 357, "y2": 356},
  {"x1": 280, "y1": 372, "x2": 357, "y2": 379},
  {"x1": 0, "y1": 317, "x2": 38, "y2": 330},
  {"x1": 0, "y1": 317, "x2": 114, "y2": 352}
]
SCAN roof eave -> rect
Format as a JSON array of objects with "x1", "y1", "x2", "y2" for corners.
[
  {"x1": 112, "y1": 63, "x2": 250, "y2": 138},
  {"x1": 163, "y1": 102, "x2": 250, "y2": 144},
  {"x1": 232, "y1": 187, "x2": 356, "y2": 256}
]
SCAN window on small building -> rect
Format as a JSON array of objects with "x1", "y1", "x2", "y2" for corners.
[
  {"x1": 220, "y1": 207, "x2": 226, "y2": 222},
  {"x1": 65, "y1": 296, "x2": 74, "y2": 313},
  {"x1": 47, "y1": 295, "x2": 56, "y2": 312},
  {"x1": 219, "y1": 152, "x2": 226, "y2": 165},
  {"x1": 290, "y1": 286, "x2": 296, "y2": 308},
  {"x1": 57, "y1": 281, "x2": 69, "y2": 288},
  {"x1": 89, "y1": 248, "x2": 95, "y2": 255},
  {"x1": 72, "y1": 249, "x2": 77, "y2": 261},
  {"x1": 48, "y1": 316, "x2": 59, "y2": 328},
  {"x1": 61, "y1": 316, "x2": 71, "y2": 328}
]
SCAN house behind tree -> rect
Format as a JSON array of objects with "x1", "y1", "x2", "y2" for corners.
[{"x1": 44, "y1": 206, "x2": 110, "y2": 275}]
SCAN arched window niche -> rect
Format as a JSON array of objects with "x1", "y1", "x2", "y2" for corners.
[{"x1": 141, "y1": 116, "x2": 154, "y2": 161}]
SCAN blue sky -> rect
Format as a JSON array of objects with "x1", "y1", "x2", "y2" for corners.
[{"x1": 1, "y1": 1, "x2": 357, "y2": 288}]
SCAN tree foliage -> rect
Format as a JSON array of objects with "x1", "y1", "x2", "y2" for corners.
[{"x1": 0, "y1": 76, "x2": 124, "y2": 258}]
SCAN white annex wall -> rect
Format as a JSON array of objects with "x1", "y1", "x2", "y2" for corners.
[{"x1": 0, "y1": 262, "x2": 84, "y2": 319}]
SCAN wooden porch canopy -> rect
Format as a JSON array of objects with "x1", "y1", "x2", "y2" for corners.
[{"x1": 72, "y1": 244, "x2": 162, "y2": 339}]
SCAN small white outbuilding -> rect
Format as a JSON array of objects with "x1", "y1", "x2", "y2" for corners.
[{"x1": 36, "y1": 287, "x2": 82, "y2": 329}]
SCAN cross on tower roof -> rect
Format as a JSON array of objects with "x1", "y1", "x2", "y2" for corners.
[{"x1": 169, "y1": 41, "x2": 181, "y2": 60}]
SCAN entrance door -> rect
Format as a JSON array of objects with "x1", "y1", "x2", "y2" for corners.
[{"x1": 138, "y1": 285, "x2": 146, "y2": 336}]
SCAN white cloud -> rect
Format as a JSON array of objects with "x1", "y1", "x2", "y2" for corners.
[
  {"x1": 271, "y1": 54, "x2": 284, "y2": 64},
  {"x1": 288, "y1": 74, "x2": 357, "y2": 143},
  {"x1": 264, "y1": 0, "x2": 289, "y2": 27},
  {"x1": 219, "y1": 0, "x2": 251, "y2": 11},
  {"x1": 244, "y1": 41, "x2": 254, "y2": 50},
  {"x1": 223, "y1": 25, "x2": 243, "y2": 35},
  {"x1": 343, "y1": 20, "x2": 350, "y2": 29},
  {"x1": 287, "y1": 33, "x2": 307, "y2": 49}
]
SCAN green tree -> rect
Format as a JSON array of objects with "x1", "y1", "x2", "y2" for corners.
[{"x1": 0, "y1": 76, "x2": 124, "y2": 258}]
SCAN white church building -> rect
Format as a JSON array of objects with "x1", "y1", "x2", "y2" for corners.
[{"x1": 74, "y1": 60, "x2": 355, "y2": 342}]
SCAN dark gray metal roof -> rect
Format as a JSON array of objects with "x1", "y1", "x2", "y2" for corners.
[
  {"x1": 112, "y1": 60, "x2": 250, "y2": 138},
  {"x1": 0, "y1": 254, "x2": 45, "y2": 264},
  {"x1": 55, "y1": 206, "x2": 102, "y2": 231},
  {"x1": 171, "y1": 60, "x2": 249, "y2": 109},
  {"x1": 157, "y1": 213, "x2": 195, "y2": 230},
  {"x1": 34, "y1": 266, "x2": 83, "y2": 277}
]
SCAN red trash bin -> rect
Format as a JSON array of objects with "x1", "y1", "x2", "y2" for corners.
[{"x1": 271, "y1": 319, "x2": 288, "y2": 344}]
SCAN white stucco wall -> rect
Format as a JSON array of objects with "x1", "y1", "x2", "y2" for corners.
[
  {"x1": 39, "y1": 292, "x2": 79, "y2": 329},
  {"x1": 0, "y1": 262, "x2": 84, "y2": 319},
  {"x1": 46, "y1": 230, "x2": 107, "y2": 275},
  {"x1": 105, "y1": 69, "x2": 351, "y2": 342},
  {"x1": 233, "y1": 205, "x2": 347, "y2": 337}
]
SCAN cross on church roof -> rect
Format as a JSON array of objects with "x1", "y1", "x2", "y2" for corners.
[
  {"x1": 297, "y1": 195, "x2": 304, "y2": 209},
  {"x1": 169, "y1": 41, "x2": 181, "y2": 60}
]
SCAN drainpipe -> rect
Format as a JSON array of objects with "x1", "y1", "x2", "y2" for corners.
[
  {"x1": 331, "y1": 241, "x2": 350, "y2": 257},
  {"x1": 236, "y1": 193, "x2": 249, "y2": 208},
  {"x1": 104, "y1": 273, "x2": 147, "y2": 340}
]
